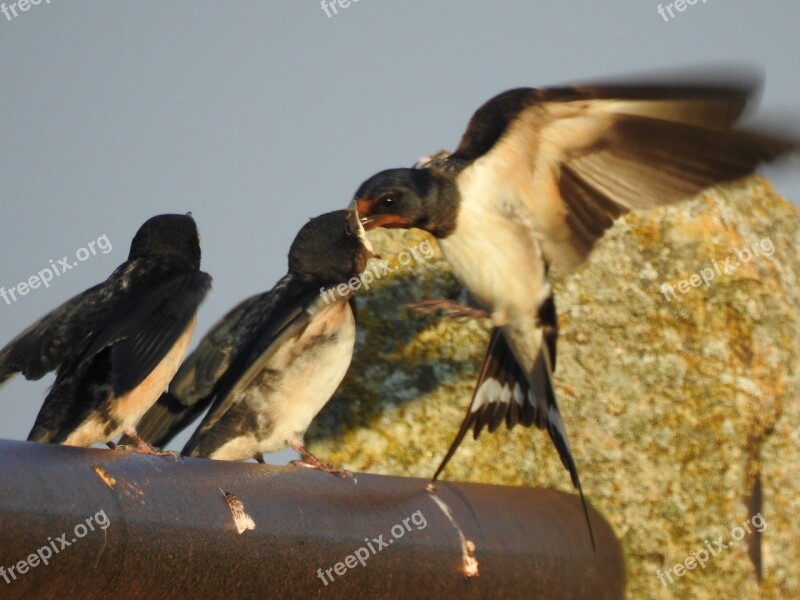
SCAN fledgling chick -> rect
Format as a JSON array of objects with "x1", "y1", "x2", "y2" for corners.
[{"x1": 0, "y1": 213, "x2": 211, "y2": 451}]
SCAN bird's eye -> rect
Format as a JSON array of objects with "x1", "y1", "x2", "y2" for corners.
[{"x1": 379, "y1": 194, "x2": 395, "y2": 207}]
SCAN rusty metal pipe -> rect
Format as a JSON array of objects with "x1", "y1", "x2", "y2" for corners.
[{"x1": 0, "y1": 439, "x2": 624, "y2": 599}]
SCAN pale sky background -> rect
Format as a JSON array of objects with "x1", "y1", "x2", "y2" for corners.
[{"x1": 1, "y1": 2, "x2": 798, "y2": 460}]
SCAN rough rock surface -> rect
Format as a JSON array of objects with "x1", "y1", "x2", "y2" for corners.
[{"x1": 307, "y1": 177, "x2": 799, "y2": 600}]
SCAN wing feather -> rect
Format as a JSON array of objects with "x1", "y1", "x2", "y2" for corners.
[
  {"x1": 130, "y1": 276, "x2": 295, "y2": 448},
  {"x1": 450, "y1": 76, "x2": 795, "y2": 272}
]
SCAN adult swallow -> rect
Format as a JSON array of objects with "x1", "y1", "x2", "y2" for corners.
[
  {"x1": 132, "y1": 208, "x2": 372, "y2": 468},
  {"x1": 351, "y1": 71, "x2": 796, "y2": 547},
  {"x1": 0, "y1": 214, "x2": 211, "y2": 449}
]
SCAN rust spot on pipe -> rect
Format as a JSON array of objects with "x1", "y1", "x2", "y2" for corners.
[{"x1": 91, "y1": 464, "x2": 116, "y2": 489}]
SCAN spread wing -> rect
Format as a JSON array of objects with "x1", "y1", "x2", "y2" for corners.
[
  {"x1": 0, "y1": 280, "x2": 118, "y2": 386},
  {"x1": 450, "y1": 73, "x2": 795, "y2": 272},
  {"x1": 0, "y1": 259, "x2": 209, "y2": 389}
]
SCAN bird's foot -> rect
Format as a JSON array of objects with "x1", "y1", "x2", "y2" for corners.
[
  {"x1": 408, "y1": 298, "x2": 489, "y2": 320},
  {"x1": 290, "y1": 444, "x2": 354, "y2": 479},
  {"x1": 113, "y1": 430, "x2": 181, "y2": 460}
]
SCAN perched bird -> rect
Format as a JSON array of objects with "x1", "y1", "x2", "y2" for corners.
[
  {"x1": 0, "y1": 214, "x2": 211, "y2": 450},
  {"x1": 351, "y1": 71, "x2": 796, "y2": 547},
  {"x1": 131, "y1": 208, "x2": 372, "y2": 468}
]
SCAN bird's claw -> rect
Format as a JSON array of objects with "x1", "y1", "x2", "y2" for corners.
[{"x1": 407, "y1": 299, "x2": 489, "y2": 320}]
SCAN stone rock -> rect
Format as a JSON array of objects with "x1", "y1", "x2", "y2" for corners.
[{"x1": 307, "y1": 176, "x2": 799, "y2": 600}]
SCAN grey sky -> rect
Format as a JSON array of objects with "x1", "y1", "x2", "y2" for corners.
[{"x1": 1, "y1": 1, "x2": 798, "y2": 456}]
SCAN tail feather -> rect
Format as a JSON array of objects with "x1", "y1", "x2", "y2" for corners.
[{"x1": 434, "y1": 326, "x2": 596, "y2": 551}]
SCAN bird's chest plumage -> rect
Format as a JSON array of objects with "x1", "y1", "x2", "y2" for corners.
[
  {"x1": 439, "y1": 168, "x2": 551, "y2": 321},
  {"x1": 266, "y1": 308, "x2": 353, "y2": 423},
  {"x1": 235, "y1": 300, "x2": 356, "y2": 454}
]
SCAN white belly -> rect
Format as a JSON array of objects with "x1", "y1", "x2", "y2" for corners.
[
  {"x1": 439, "y1": 185, "x2": 550, "y2": 324},
  {"x1": 209, "y1": 301, "x2": 356, "y2": 459}
]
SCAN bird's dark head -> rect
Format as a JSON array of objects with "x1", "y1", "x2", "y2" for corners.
[
  {"x1": 352, "y1": 168, "x2": 458, "y2": 238},
  {"x1": 129, "y1": 213, "x2": 201, "y2": 269},
  {"x1": 289, "y1": 208, "x2": 373, "y2": 285}
]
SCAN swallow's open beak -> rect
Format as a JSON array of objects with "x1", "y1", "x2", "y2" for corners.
[
  {"x1": 347, "y1": 200, "x2": 374, "y2": 256},
  {"x1": 350, "y1": 197, "x2": 410, "y2": 231}
]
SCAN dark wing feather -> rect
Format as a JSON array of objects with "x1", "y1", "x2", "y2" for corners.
[
  {"x1": 72, "y1": 271, "x2": 211, "y2": 396},
  {"x1": 451, "y1": 71, "x2": 762, "y2": 162},
  {"x1": 170, "y1": 293, "x2": 272, "y2": 403},
  {"x1": 0, "y1": 257, "x2": 207, "y2": 387},
  {"x1": 27, "y1": 347, "x2": 114, "y2": 443},
  {"x1": 450, "y1": 75, "x2": 795, "y2": 272},
  {"x1": 28, "y1": 269, "x2": 210, "y2": 444},
  {"x1": 129, "y1": 276, "x2": 295, "y2": 449},
  {"x1": 0, "y1": 281, "x2": 112, "y2": 385}
]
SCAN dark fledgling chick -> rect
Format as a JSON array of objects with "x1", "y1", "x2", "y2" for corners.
[
  {"x1": 0, "y1": 214, "x2": 211, "y2": 450},
  {"x1": 351, "y1": 69, "x2": 797, "y2": 548},
  {"x1": 132, "y1": 208, "x2": 372, "y2": 468}
]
